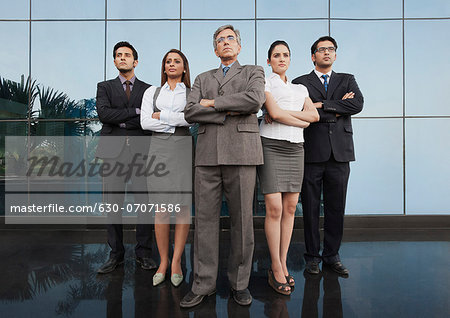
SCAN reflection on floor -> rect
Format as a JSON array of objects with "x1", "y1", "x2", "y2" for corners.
[{"x1": 0, "y1": 229, "x2": 449, "y2": 317}]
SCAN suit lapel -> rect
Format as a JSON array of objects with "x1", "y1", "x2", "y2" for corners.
[
  {"x1": 113, "y1": 77, "x2": 128, "y2": 106},
  {"x1": 129, "y1": 78, "x2": 142, "y2": 106},
  {"x1": 214, "y1": 67, "x2": 223, "y2": 85},
  {"x1": 220, "y1": 61, "x2": 242, "y2": 87},
  {"x1": 307, "y1": 71, "x2": 326, "y2": 99},
  {"x1": 327, "y1": 71, "x2": 342, "y2": 99}
]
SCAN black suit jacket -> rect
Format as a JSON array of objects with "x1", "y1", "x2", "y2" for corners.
[
  {"x1": 292, "y1": 71, "x2": 363, "y2": 163},
  {"x1": 95, "y1": 77, "x2": 151, "y2": 158}
]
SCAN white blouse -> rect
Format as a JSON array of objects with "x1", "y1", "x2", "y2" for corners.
[
  {"x1": 259, "y1": 72, "x2": 309, "y2": 143},
  {"x1": 140, "y1": 82, "x2": 190, "y2": 133}
]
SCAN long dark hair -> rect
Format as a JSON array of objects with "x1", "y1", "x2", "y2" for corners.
[{"x1": 160, "y1": 49, "x2": 191, "y2": 88}]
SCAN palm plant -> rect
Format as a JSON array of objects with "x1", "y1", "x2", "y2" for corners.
[{"x1": 0, "y1": 75, "x2": 38, "y2": 118}]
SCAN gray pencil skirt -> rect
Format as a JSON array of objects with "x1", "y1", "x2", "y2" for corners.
[{"x1": 257, "y1": 137, "x2": 304, "y2": 195}]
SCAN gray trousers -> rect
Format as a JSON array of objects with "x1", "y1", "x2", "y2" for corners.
[{"x1": 192, "y1": 165, "x2": 256, "y2": 294}]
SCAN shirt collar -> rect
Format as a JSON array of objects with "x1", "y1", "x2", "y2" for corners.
[
  {"x1": 162, "y1": 81, "x2": 186, "y2": 91},
  {"x1": 118, "y1": 74, "x2": 136, "y2": 85},
  {"x1": 221, "y1": 61, "x2": 235, "y2": 69},
  {"x1": 314, "y1": 69, "x2": 332, "y2": 79},
  {"x1": 269, "y1": 72, "x2": 289, "y2": 84}
]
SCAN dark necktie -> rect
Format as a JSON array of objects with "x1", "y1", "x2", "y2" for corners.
[
  {"x1": 321, "y1": 74, "x2": 329, "y2": 92},
  {"x1": 223, "y1": 66, "x2": 230, "y2": 77},
  {"x1": 125, "y1": 80, "x2": 131, "y2": 99}
]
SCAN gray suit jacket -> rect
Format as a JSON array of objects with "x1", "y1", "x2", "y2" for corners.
[{"x1": 184, "y1": 61, "x2": 265, "y2": 166}]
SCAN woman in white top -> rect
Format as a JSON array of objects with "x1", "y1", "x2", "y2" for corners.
[
  {"x1": 258, "y1": 41, "x2": 319, "y2": 295},
  {"x1": 140, "y1": 49, "x2": 192, "y2": 287}
]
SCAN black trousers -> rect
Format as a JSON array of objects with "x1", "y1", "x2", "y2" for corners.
[
  {"x1": 301, "y1": 154, "x2": 350, "y2": 264},
  {"x1": 103, "y1": 144, "x2": 153, "y2": 260}
]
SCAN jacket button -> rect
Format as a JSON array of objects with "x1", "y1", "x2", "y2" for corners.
[{"x1": 329, "y1": 130, "x2": 333, "y2": 135}]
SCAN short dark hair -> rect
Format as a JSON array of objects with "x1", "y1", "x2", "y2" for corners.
[
  {"x1": 113, "y1": 41, "x2": 138, "y2": 60},
  {"x1": 160, "y1": 49, "x2": 191, "y2": 88},
  {"x1": 310, "y1": 36, "x2": 338, "y2": 55},
  {"x1": 268, "y1": 40, "x2": 291, "y2": 60}
]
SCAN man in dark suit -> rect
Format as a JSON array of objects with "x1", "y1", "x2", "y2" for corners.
[
  {"x1": 292, "y1": 36, "x2": 363, "y2": 276},
  {"x1": 96, "y1": 41, "x2": 156, "y2": 274},
  {"x1": 180, "y1": 25, "x2": 265, "y2": 308}
]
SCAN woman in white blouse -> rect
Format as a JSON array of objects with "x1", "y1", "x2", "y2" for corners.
[
  {"x1": 258, "y1": 41, "x2": 319, "y2": 295},
  {"x1": 140, "y1": 49, "x2": 192, "y2": 287}
]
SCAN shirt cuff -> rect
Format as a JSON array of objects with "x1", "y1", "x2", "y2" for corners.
[
  {"x1": 135, "y1": 108, "x2": 141, "y2": 115},
  {"x1": 119, "y1": 123, "x2": 126, "y2": 128},
  {"x1": 160, "y1": 110, "x2": 169, "y2": 124}
]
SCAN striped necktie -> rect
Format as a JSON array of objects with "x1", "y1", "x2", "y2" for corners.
[
  {"x1": 223, "y1": 66, "x2": 230, "y2": 77},
  {"x1": 321, "y1": 74, "x2": 329, "y2": 92}
]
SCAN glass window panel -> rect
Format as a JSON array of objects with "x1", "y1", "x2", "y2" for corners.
[
  {"x1": 331, "y1": 0, "x2": 402, "y2": 18},
  {"x1": 257, "y1": 21, "x2": 328, "y2": 81},
  {"x1": 0, "y1": 0, "x2": 29, "y2": 19},
  {"x1": 32, "y1": 0, "x2": 105, "y2": 19},
  {"x1": 0, "y1": 122, "x2": 28, "y2": 139},
  {"x1": 0, "y1": 22, "x2": 29, "y2": 85},
  {"x1": 405, "y1": 0, "x2": 450, "y2": 18},
  {"x1": 346, "y1": 119, "x2": 403, "y2": 215},
  {"x1": 31, "y1": 22, "x2": 104, "y2": 118},
  {"x1": 257, "y1": 0, "x2": 327, "y2": 18},
  {"x1": 181, "y1": 21, "x2": 255, "y2": 80},
  {"x1": 405, "y1": 119, "x2": 450, "y2": 215},
  {"x1": 0, "y1": 22, "x2": 29, "y2": 119},
  {"x1": 27, "y1": 120, "x2": 101, "y2": 136},
  {"x1": 86, "y1": 120, "x2": 102, "y2": 135},
  {"x1": 30, "y1": 121, "x2": 91, "y2": 136},
  {"x1": 331, "y1": 21, "x2": 403, "y2": 117},
  {"x1": 106, "y1": 21, "x2": 179, "y2": 87},
  {"x1": 108, "y1": 0, "x2": 179, "y2": 19},
  {"x1": 0, "y1": 122, "x2": 29, "y2": 215},
  {"x1": 405, "y1": 20, "x2": 450, "y2": 116},
  {"x1": 183, "y1": 0, "x2": 254, "y2": 19}
]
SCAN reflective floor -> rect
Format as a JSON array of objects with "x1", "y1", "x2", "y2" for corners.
[{"x1": 0, "y1": 229, "x2": 449, "y2": 317}]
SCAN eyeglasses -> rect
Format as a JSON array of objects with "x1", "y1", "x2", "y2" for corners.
[
  {"x1": 314, "y1": 46, "x2": 336, "y2": 53},
  {"x1": 216, "y1": 35, "x2": 236, "y2": 44}
]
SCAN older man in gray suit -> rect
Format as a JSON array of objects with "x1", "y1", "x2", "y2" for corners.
[{"x1": 180, "y1": 25, "x2": 265, "y2": 308}]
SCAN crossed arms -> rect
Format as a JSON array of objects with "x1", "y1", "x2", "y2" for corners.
[{"x1": 184, "y1": 66, "x2": 265, "y2": 124}]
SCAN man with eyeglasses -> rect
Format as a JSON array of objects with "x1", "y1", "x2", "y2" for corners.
[
  {"x1": 292, "y1": 36, "x2": 363, "y2": 277},
  {"x1": 180, "y1": 24, "x2": 265, "y2": 308}
]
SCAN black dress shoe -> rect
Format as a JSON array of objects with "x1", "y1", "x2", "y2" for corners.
[
  {"x1": 305, "y1": 261, "x2": 320, "y2": 275},
  {"x1": 135, "y1": 257, "x2": 157, "y2": 270},
  {"x1": 325, "y1": 261, "x2": 349, "y2": 276},
  {"x1": 97, "y1": 257, "x2": 124, "y2": 274},
  {"x1": 231, "y1": 288, "x2": 252, "y2": 306},
  {"x1": 180, "y1": 290, "x2": 215, "y2": 308}
]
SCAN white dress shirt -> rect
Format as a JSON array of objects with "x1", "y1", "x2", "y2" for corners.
[
  {"x1": 140, "y1": 82, "x2": 190, "y2": 133},
  {"x1": 314, "y1": 69, "x2": 332, "y2": 84},
  {"x1": 259, "y1": 72, "x2": 309, "y2": 143}
]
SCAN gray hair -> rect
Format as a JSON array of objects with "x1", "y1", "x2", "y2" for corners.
[{"x1": 213, "y1": 24, "x2": 241, "y2": 50}]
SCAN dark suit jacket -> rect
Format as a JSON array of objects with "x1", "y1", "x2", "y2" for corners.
[
  {"x1": 184, "y1": 61, "x2": 265, "y2": 166},
  {"x1": 292, "y1": 71, "x2": 363, "y2": 163},
  {"x1": 95, "y1": 77, "x2": 151, "y2": 158}
]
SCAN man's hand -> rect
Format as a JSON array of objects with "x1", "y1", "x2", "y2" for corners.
[
  {"x1": 313, "y1": 102, "x2": 323, "y2": 109},
  {"x1": 152, "y1": 112, "x2": 161, "y2": 120},
  {"x1": 336, "y1": 92, "x2": 354, "y2": 117},
  {"x1": 342, "y1": 92, "x2": 355, "y2": 100},
  {"x1": 200, "y1": 99, "x2": 215, "y2": 107},
  {"x1": 264, "y1": 113, "x2": 273, "y2": 124}
]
